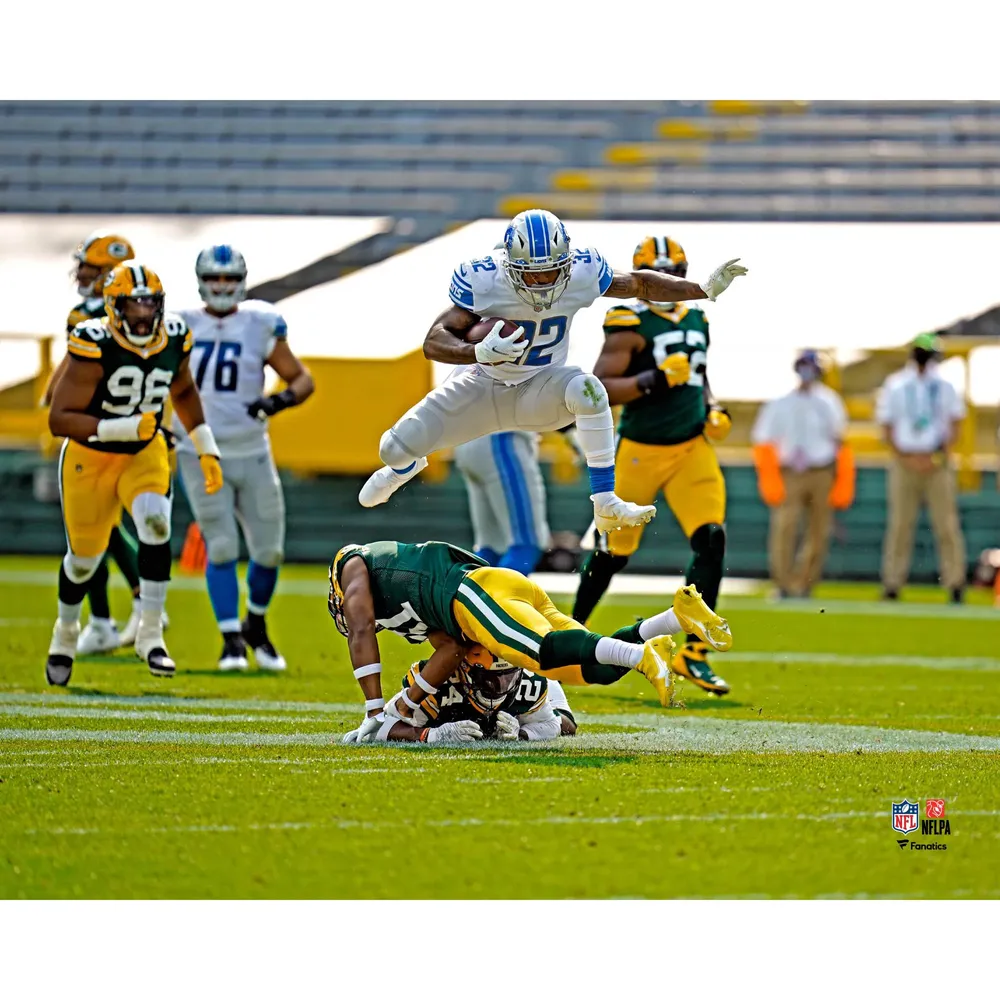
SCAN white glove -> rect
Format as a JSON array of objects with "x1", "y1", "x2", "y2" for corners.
[
  {"x1": 700, "y1": 258, "x2": 748, "y2": 302},
  {"x1": 342, "y1": 713, "x2": 384, "y2": 744},
  {"x1": 493, "y1": 711, "x2": 520, "y2": 741},
  {"x1": 474, "y1": 321, "x2": 527, "y2": 365},
  {"x1": 426, "y1": 720, "x2": 484, "y2": 744}
]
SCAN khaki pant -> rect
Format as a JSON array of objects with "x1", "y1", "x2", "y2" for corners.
[
  {"x1": 882, "y1": 458, "x2": 966, "y2": 591},
  {"x1": 769, "y1": 466, "x2": 836, "y2": 596}
]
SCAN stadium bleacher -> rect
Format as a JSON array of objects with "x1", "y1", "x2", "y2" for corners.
[{"x1": 5, "y1": 100, "x2": 1000, "y2": 221}]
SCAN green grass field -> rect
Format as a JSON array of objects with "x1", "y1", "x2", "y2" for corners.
[{"x1": 1, "y1": 555, "x2": 998, "y2": 899}]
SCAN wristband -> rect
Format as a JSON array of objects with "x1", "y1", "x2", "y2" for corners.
[
  {"x1": 353, "y1": 663, "x2": 382, "y2": 680},
  {"x1": 270, "y1": 388, "x2": 297, "y2": 412},
  {"x1": 91, "y1": 415, "x2": 143, "y2": 443},
  {"x1": 364, "y1": 698, "x2": 385, "y2": 712},
  {"x1": 189, "y1": 422, "x2": 220, "y2": 458},
  {"x1": 376, "y1": 718, "x2": 397, "y2": 742},
  {"x1": 401, "y1": 690, "x2": 422, "y2": 712},
  {"x1": 413, "y1": 672, "x2": 438, "y2": 695}
]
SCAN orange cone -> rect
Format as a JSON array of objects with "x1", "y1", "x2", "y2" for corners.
[{"x1": 179, "y1": 522, "x2": 207, "y2": 575}]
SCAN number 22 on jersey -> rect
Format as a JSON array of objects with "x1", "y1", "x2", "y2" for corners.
[{"x1": 191, "y1": 340, "x2": 242, "y2": 393}]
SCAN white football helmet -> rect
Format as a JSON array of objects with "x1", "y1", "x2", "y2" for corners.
[
  {"x1": 195, "y1": 244, "x2": 247, "y2": 312},
  {"x1": 502, "y1": 209, "x2": 572, "y2": 311}
]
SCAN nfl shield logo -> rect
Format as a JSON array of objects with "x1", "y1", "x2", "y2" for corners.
[{"x1": 892, "y1": 799, "x2": 920, "y2": 835}]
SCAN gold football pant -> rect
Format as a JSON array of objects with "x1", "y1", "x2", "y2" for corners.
[
  {"x1": 608, "y1": 435, "x2": 726, "y2": 556},
  {"x1": 452, "y1": 566, "x2": 597, "y2": 685},
  {"x1": 59, "y1": 435, "x2": 171, "y2": 559}
]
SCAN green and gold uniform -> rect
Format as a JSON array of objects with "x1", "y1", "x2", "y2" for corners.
[
  {"x1": 60, "y1": 313, "x2": 192, "y2": 557},
  {"x1": 599, "y1": 300, "x2": 726, "y2": 553},
  {"x1": 66, "y1": 295, "x2": 106, "y2": 334},
  {"x1": 402, "y1": 661, "x2": 548, "y2": 735}
]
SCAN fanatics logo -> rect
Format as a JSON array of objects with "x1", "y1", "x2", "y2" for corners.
[{"x1": 891, "y1": 799, "x2": 920, "y2": 835}]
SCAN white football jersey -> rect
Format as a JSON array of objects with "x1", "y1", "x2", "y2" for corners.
[
  {"x1": 448, "y1": 248, "x2": 614, "y2": 385},
  {"x1": 172, "y1": 299, "x2": 287, "y2": 459}
]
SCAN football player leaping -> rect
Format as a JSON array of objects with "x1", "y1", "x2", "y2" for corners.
[
  {"x1": 173, "y1": 246, "x2": 314, "y2": 672},
  {"x1": 346, "y1": 646, "x2": 577, "y2": 744},
  {"x1": 327, "y1": 539, "x2": 733, "y2": 743},
  {"x1": 359, "y1": 209, "x2": 746, "y2": 536},
  {"x1": 46, "y1": 262, "x2": 223, "y2": 684},
  {"x1": 572, "y1": 237, "x2": 732, "y2": 695}
]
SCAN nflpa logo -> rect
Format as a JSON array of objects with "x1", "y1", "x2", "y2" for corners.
[
  {"x1": 922, "y1": 799, "x2": 950, "y2": 836},
  {"x1": 926, "y1": 799, "x2": 946, "y2": 818}
]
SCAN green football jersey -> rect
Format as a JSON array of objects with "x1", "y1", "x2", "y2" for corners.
[
  {"x1": 335, "y1": 540, "x2": 487, "y2": 643},
  {"x1": 604, "y1": 301, "x2": 711, "y2": 446},
  {"x1": 66, "y1": 296, "x2": 105, "y2": 334},
  {"x1": 67, "y1": 314, "x2": 193, "y2": 455},
  {"x1": 404, "y1": 661, "x2": 548, "y2": 733}
]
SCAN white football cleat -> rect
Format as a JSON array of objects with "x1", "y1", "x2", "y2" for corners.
[
  {"x1": 592, "y1": 495, "x2": 657, "y2": 534},
  {"x1": 76, "y1": 618, "x2": 122, "y2": 655},
  {"x1": 120, "y1": 604, "x2": 169, "y2": 647},
  {"x1": 45, "y1": 619, "x2": 80, "y2": 686},
  {"x1": 136, "y1": 623, "x2": 175, "y2": 678},
  {"x1": 358, "y1": 458, "x2": 428, "y2": 507}
]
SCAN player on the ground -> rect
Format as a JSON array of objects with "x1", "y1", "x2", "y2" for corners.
[
  {"x1": 327, "y1": 539, "x2": 732, "y2": 742},
  {"x1": 571, "y1": 236, "x2": 733, "y2": 695},
  {"x1": 358, "y1": 210, "x2": 746, "y2": 537},
  {"x1": 45, "y1": 262, "x2": 224, "y2": 684},
  {"x1": 173, "y1": 245, "x2": 314, "y2": 672},
  {"x1": 43, "y1": 232, "x2": 166, "y2": 655},
  {"x1": 454, "y1": 429, "x2": 551, "y2": 575},
  {"x1": 343, "y1": 645, "x2": 576, "y2": 743}
]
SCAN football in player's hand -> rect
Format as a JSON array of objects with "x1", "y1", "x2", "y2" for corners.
[{"x1": 464, "y1": 317, "x2": 527, "y2": 366}]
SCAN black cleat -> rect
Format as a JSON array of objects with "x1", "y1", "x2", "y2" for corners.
[
  {"x1": 219, "y1": 632, "x2": 249, "y2": 672},
  {"x1": 45, "y1": 654, "x2": 73, "y2": 687},
  {"x1": 146, "y1": 647, "x2": 176, "y2": 678},
  {"x1": 242, "y1": 618, "x2": 287, "y2": 671}
]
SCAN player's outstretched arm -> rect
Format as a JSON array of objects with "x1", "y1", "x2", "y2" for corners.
[
  {"x1": 48, "y1": 356, "x2": 111, "y2": 441},
  {"x1": 422, "y1": 305, "x2": 482, "y2": 365},
  {"x1": 605, "y1": 259, "x2": 747, "y2": 304}
]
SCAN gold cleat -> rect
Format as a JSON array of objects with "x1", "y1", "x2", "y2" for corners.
[
  {"x1": 672, "y1": 584, "x2": 732, "y2": 652},
  {"x1": 671, "y1": 641, "x2": 731, "y2": 696},
  {"x1": 634, "y1": 634, "x2": 676, "y2": 708}
]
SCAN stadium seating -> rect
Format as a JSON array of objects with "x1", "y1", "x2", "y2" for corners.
[{"x1": 5, "y1": 100, "x2": 1000, "y2": 220}]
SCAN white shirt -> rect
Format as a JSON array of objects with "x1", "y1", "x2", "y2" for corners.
[
  {"x1": 448, "y1": 247, "x2": 613, "y2": 386},
  {"x1": 876, "y1": 362, "x2": 965, "y2": 454},
  {"x1": 171, "y1": 299, "x2": 287, "y2": 459},
  {"x1": 751, "y1": 383, "x2": 847, "y2": 470}
]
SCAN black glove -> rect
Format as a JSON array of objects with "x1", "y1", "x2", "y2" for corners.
[
  {"x1": 636, "y1": 369, "x2": 668, "y2": 397},
  {"x1": 247, "y1": 388, "x2": 296, "y2": 421}
]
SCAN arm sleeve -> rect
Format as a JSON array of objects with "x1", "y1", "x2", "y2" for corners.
[
  {"x1": 595, "y1": 250, "x2": 614, "y2": 295},
  {"x1": 449, "y1": 262, "x2": 476, "y2": 310}
]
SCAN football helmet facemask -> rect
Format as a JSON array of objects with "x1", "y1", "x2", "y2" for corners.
[
  {"x1": 459, "y1": 644, "x2": 523, "y2": 716},
  {"x1": 72, "y1": 232, "x2": 135, "y2": 298},
  {"x1": 632, "y1": 236, "x2": 688, "y2": 279},
  {"x1": 196, "y1": 244, "x2": 248, "y2": 312},
  {"x1": 502, "y1": 209, "x2": 573, "y2": 312},
  {"x1": 328, "y1": 545, "x2": 381, "y2": 638},
  {"x1": 103, "y1": 262, "x2": 165, "y2": 346}
]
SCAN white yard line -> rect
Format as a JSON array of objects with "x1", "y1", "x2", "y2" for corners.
[
  {"x1": 16, "y1": 808, "x2": 1000, "y2": 838},
  {"x1": 724, "y1": 651, "x2": 1000, "y2": 671},
  {"x1": 0, "y1": 692, "x2": 357, "y2": 714},
  {"x1": 0, "y1": 704, "x2": 346, "y2": 725}
]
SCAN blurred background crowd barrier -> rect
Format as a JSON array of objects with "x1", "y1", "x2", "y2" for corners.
[{"x1": 1, "y1": 99, "x2": 999, "y2": 583}]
